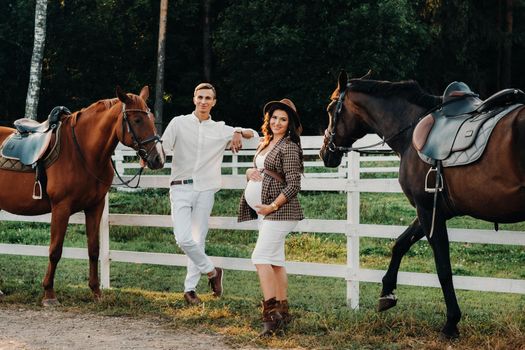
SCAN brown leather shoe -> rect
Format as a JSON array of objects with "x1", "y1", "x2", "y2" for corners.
[
  {"x1": 183, "y1": 291, "x2": 202, "y2": 305},
  {"x1": 208, "y1": 267, "x2": 223, "y2": 297},
  {"x1": 260, "y1": 297, "x2": 283, "y2": 337},
  {"x1": 277, "y1": 300, "x2": 293, "y2": 325}
]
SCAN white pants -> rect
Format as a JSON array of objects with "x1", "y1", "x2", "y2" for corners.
[
  {"x1": 170, "y1": 185, "x2": 215, "y2": 292},
  {"x1": 251, "y1": 217, "x2": 298, "y2": 266}
]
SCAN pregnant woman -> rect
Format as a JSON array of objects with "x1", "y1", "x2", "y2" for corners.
[{"x1": 238, "y1": 98, "x2": 304, "y2": 336}]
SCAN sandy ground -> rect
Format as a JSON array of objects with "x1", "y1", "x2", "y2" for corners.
[{"x1": 0, "y1": 307, "x2": 252, "y2": 350}]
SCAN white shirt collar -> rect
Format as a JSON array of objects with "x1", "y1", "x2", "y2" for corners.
[{"x1": 192, "y1": 111, "x2": 212, "y2": 123}]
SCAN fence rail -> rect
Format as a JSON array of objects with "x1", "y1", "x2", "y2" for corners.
[{"x1": 1, "y1": 135, "x2": 524, "y2": 307}]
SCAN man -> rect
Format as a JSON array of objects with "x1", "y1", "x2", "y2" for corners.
[{"x1": 161, "y1": 83, "x2": 257, "y2": 304}]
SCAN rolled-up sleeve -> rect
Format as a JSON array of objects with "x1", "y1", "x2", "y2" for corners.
[
  {"x1": 222, "y1": 124, "x2": 260, "y2": 140},
  {"x1": 281, "y1": 142, "x2": 302, "y2": 200}
]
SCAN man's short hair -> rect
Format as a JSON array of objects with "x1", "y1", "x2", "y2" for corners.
[{"x1": 194, "y1": 83, "x2": 216, "y2": 98}]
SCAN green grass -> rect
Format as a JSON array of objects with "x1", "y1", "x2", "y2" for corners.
[
  {"x1": 0, "y1": 188, "x2": 524, "y2": 349},
  {"x1": 1, "y1": 256, "x2": 523, "y2": 349}
]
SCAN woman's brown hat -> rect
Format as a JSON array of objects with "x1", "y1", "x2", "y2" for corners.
[{"x1": 263, "y1": 98, "x2": 301, "y2": 128}]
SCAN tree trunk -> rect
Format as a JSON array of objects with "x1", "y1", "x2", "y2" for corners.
[
  {"x1": 496, "y1": 0, "x2": 502, "y2": 90},
  {"x1": 501, "y1": 0, "x2": 513, "y2": 88},
  {"x1": 25, "y1": 0, "x2": 47, "y2": 120},
  {"x1": 154, "y1": 0, "x2": 168, "y2": 134},
  {"x1": 203, "y1": 0, "x2": 212, "y2": 81}
]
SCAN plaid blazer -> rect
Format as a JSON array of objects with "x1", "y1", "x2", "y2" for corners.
[{"x1": 238, "y1": 137, "x2": 304, "y2": 222}]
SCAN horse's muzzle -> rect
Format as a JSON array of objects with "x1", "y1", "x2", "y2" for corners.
[
  {"x1": 145, "y1": 142, "x2": 166, "y2": 170},
  {"x1": 319, "y1": 146, "x2": 343, "y2": 168}
]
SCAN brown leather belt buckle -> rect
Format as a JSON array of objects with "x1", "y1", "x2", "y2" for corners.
[{"x1": 170, "y1": 179, "x2": 193, "y2": 186}]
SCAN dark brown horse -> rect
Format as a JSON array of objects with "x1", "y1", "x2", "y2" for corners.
[
  {"x1": 319, "y1": 71, "x2": 525, "y2": 338},
  {"x1": 0, "y1": 86, "x2": 165, "y2": 305}
]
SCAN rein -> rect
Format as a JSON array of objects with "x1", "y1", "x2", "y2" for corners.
[{"x1": 326, "y1": 82, "x2": 443, "y2": 155}]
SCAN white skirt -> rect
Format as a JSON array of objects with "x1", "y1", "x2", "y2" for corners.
[{"x1": 251, "y1": 218, "x2": 298, "y2": 266}]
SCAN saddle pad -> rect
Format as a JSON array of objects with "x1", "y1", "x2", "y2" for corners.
[
  {"x1": 417, "y1": 103, "x2": 523, "y2": 167},
  {"x1": 0, "y1": 156, "x2": 33, "y2": 172}
]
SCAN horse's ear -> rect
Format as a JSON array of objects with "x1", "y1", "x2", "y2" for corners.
[
  {"x1": 116, "y1": 85, "x2": 131, "y2": 104},
  {"x1": 360, "y1": 69, "x2": 372, "y2": 80},
  {"x1": 139, "y1": 86, "x2": 149, "y2": 101},
  {"x1": 337, "y1": 70, "x2": 348, "y2": 91}
]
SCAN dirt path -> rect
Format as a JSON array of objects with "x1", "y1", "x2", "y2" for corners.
[{"x1": 0, "y1": 307, "x2": 252, "y2": 350}]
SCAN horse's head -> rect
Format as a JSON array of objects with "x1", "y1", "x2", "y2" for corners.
[
  {"x1": 320, "y1": 70, "x2": 371, "y2": 167},
  {"x1": 116, "y1": 86, "x2": 166, "y2": 170}
]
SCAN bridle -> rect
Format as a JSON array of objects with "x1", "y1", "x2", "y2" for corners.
[
  {"x1": 71, "y1": 102, "x2": 163, "y2": 188},
  {"x1": 324, "y1": 82, "x2": 388, "y2": 154},
  {"x1": 120, "y1": 103, "x2": 162, "y2": 160},
  {"x1": 324, "y1": 82, "x2": 440, "y2": 155}
]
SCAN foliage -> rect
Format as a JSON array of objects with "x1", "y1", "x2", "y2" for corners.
[
  {"x1": 1, "y1": 0, "x2": 524, "y2": 133},
  {"x1": 213, "y1": 0, "x2": 430, "y2": 133}
]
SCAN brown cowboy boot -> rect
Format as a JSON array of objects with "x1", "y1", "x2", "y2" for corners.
[
  {"x1": 259, "y1": 297, "x2": 283, "y2": 337},
  {"x1": 276, "y1": 299, "x2": 292, "y2": 325}
]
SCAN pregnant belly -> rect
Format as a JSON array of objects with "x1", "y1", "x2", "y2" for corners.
[{"x1": 244, "y1": 180, "x2": 262, "y2": 210}]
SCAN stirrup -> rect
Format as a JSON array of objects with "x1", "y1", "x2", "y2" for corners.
[
  {"x1": 424, "y1": 167, "x2": 443, "y2": 193},
  {"x1": 32, "y1": 180, "x2": 42, "y2": 200}
]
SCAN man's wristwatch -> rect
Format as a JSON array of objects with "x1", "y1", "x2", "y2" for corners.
[{"x1": 234, "y1": 127, "x2": 243, "y2": 135}]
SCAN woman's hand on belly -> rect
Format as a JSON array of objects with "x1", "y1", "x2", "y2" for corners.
[{"x1": 246, "y1": 167, "x2": 263, "y2": 181}]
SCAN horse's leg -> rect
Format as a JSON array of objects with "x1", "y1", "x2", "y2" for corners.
[
  {"x1": 418, "y1": 207, "x2": 461, "y2": 339},
  {"x1": 42, "y1": 205, "x2": 71, "y2": 306},
  {"x1": 378, "y1": 218, "x2": 425, "y2": 311},
  {"x1": 84, "y1": 198, "x2": 106, "y2": 300}
]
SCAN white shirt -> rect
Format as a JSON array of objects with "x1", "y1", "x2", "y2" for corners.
[{"x1": 161, "y1": 112, "x2": 257, "y2": 191}]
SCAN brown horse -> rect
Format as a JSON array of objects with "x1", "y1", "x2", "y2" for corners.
[
  {"x1": 319, "y1": 71, "x2": 525, "y2": 338},
  {"x1": 0, "y1": 86, "x2": 165, "y2": 305}
]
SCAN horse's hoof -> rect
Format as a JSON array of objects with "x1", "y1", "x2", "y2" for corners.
[
  {"x1": 42, "y1": 298, "x2": 60, "y2": 307},
  {"x1": 440, "y1": 325, "x2": 460, "y2": 340},
  {"x1": 377, "y1": 293, "x2": 397, "y2": 312}
]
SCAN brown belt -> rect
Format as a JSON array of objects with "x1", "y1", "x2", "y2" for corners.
[
  {"x1": 262, "y1": 169, "x2": 285, "y2": 183},
  {"x1": 170, "y1": 179, "x2": 193, "y2": 186}
]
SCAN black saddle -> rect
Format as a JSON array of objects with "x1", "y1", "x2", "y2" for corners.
[
  {"x1": 413, "y1": 82, "x2": 525, "y2": 165},
  {"x1": 1, "y1": 106, "x2": 70, "y2": 166},
  {"x1": 440, "y1": 81, "x2": 482, "y2": 116},
  {"x1": 14, "y1": 106, "x2": 70, "y2": 133}
]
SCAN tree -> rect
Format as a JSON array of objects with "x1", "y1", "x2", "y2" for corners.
[
  {"x1": 25, "y1": 0, "x2": 47, "y2": 120},
  {"x1": 213, "y1": 0, "x2": 429, "y2": 133},
  {"x1": 154, "y1": 0, "x2": 169, "y2": 133},
  {"x1": 501, "y1": 0, "x2": 514, "y2": 88},
  {"x1": 203, "y1": 0, "x2": 212, "y2": 81}
]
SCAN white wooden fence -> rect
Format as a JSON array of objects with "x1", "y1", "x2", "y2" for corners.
[{"x1": 1, "y1": 135, "x2": 524, "y2": 308}]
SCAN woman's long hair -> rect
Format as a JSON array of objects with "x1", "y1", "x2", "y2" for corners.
[{"x1": 259, "y1": 105, "x2": 304, "y2": 172}]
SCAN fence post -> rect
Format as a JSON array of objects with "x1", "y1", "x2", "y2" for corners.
[
  {"x1": 232, "y1": 153, "x2": 239, "y2": 175},
  {"x1": 346, "y1": 151, "x2": 360, "y2": 309},
  {"x1": 112, "y1": 149, "x2": 125, "y2": 175},
  {"x1": 100, "y1": 193, "x2": 110, "y2": 288}
]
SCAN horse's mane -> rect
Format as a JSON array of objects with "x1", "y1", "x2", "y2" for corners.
[
  {"x1": 347, "y1": 79, "x2": 441, "y2": 109},
  {"x1": 78, "y1": 98, "x2": 120, "y2": 114},
  {"x1": 101, "y1": 98, "x2": 119, "y2": 110}
]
